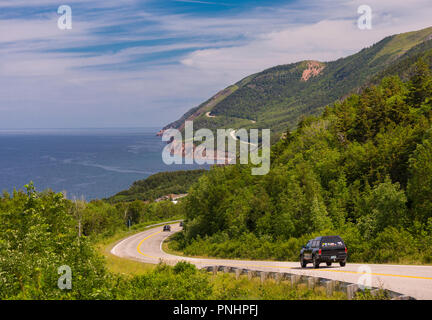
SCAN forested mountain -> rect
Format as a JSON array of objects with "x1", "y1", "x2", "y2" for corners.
[
  {"x1": 162, "y1": 26, "x2": 432, "y2": 142},
  {"x1": 171, "y1": 59, "x2": 432, "y2": 264}
]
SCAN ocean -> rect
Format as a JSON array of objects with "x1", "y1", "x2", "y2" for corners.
[{"x1": 0, "y1": 127, "x2": 206, "y2": 200}]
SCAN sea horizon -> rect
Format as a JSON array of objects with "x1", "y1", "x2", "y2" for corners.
[{"x1": 0, "y1": 127, "x2": 207, "y2": 200}]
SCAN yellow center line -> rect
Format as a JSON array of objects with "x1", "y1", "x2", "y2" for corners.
[
  {"x1": 316, "y1": 268, "x2": 432, "y2": 280},
  {"x1": 136, "y1": 230, "x2": 432, "y2": 281},
  {"x1": 210, "y1": 264, "x2": 432, "y2": 280},
  {"x1": 136, "y1": 230, "x2": 163, "y2": 259}
]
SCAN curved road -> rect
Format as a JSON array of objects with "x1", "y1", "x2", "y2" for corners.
[
  {"x1": 230, "y1": 130, "x2": 258, "y2": 149},
  {"x1": 111, "y1": 223, "x2": 432, "y2": 300}
]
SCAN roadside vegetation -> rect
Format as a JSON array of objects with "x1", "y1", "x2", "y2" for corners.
[
  {"x1": 171, "y1": 60, "x2": 432, "y2": 266},
  {"x1": 0, "y1": 184, "x2": 339, "y2": 299},
  {"x1": 113, "y1": 262, "x2": 347, "y2": 300}
]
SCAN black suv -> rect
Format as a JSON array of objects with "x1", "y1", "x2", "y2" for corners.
[
  {"x1": 300, "y1": 236, "x2": 347, "y2": 268},
  {"x1": 163, "y1": 225, "x2": 171, "y2": 232}
]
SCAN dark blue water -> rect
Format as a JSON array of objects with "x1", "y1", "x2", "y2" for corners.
[{"x1": 0, "y1": 128, "x2": 206, "y2": 200}]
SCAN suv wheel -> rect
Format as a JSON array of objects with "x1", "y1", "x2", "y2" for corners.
[
  {"x1": 326, "y1": 262, "x2": 332, "y2": 267},
  {"x1": 313, "y1": 255, "x2": 320, "y2": 268},
  {"x1": 339, "y1": 261, "x2": 346, "y2": 267},
  {"x1": 300, "y1": 256, "x2": 307, "y2": 268}
]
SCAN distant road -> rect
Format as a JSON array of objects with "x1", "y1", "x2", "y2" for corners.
[
  {"x1": 229, "y1": 130, "x2": 258, "y2": 150},
  {"x1": 111, "y1": 223, "x2": 432, "y2": 300}
]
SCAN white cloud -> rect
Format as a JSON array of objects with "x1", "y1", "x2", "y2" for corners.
[
  {"x1": 0, "y1": 0, "x2": 137, "y2": 8},
  {"x1": 180, "y1": 0, "x2": 432, "y2": 82},
  {"x1": 0, "y1": 0, "x2": 431, "y2": 128}
]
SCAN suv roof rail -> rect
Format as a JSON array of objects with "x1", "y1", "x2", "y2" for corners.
[{"x1": 314, "y1": 235, "x2": 342, "y2": 240}]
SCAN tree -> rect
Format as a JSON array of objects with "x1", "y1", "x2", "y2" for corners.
[
  {"x1": 358, "y1": 178, "x2": 408, "y2": 238},
  {"x1": 127, "y1": 200, "x2": 145, "y2": 225},
  {"x1": 0, "y1": 186, "x2": 110, "y2": 299},
  {"x1": 407, "y1": 137, "x2": 432, "y2": 224},
  {"x1": 407, "y1": 59, "x2": 432, "y2": 108}
]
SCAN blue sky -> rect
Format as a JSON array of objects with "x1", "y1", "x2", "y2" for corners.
[{"x1": 0, "y1": 0, "x2": 431, "y2": 128}]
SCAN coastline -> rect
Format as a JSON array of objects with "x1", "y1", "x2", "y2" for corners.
[{"x1": 167, "y1": 139, "x2": 236, "y2": 164}]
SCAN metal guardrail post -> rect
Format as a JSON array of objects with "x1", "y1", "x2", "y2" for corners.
[
  {"x1": 325, "y1": 280, "x2": 335, "y2": 296},
  {"x1": 247, "y1": 270, "x2": 256, "y2": 280},
  {"x1": 282, "y1": 273, "x2": 292, "y2": 284},
  {"x1": 235, "y1": 268, "x2": 243, "y2": 280},
  {"x1": 346, "y1": 284, "x2": 358, "y2": 300},
  {"x1": 274, "y1": 272, "x2": 283, "y2": 283},
  {"x1": 291, "y1": 274, "x2": 300, "y2": 286},
  {"x1": 260, "y1": 271, "x2": 268, "y2": 284},
  {"x1": 267, "y1": 272, "x2": 276, "y2": 281},
  {"x1": 307, "y1": 277, "x2": 318, "y2": 289}
]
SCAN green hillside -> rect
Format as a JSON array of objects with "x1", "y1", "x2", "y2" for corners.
[
  {"x1": 170, "y1": 59, "x2": 432, "y2": 264},
  {"x1": 162, "y1": 26, "x2": 432, "y2": 141},
  {"x1": 107, "y1": 169, "x2": 206, "y2": 203}
]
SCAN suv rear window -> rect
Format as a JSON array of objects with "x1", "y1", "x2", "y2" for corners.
[{"x1": 320, "y1": 236, "x2": 344, "y2": 249}]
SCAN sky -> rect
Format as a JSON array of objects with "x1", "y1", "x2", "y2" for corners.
[{"x1": 0, "y1": 0, "x2": 432, "y2": 129}]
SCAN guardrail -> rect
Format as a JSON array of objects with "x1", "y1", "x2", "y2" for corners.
[{"x1": 200, "y1": 265, "x2": 415, "y2": 300}]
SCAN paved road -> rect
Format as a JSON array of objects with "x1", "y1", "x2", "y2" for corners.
[
  {"x1": 230, "y1": 130, "x2": 258, "y2": 149},
  {"x1": 111, "y1": 223, "x2": 432, "y2": 300}
]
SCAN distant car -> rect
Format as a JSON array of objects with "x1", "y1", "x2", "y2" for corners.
[
  {"x1": 179, "y1": 221, "x2": 184, "y2": 227},
  {"x1": 300, "y1": 235, "x2": 347, "y2": 268},
  {"x1": 163, "y1": 225, "x2": 171, "y2": 232}
]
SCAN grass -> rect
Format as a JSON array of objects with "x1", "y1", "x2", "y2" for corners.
[
  {"x1": 103, "y1": 254, "x2": 156, "y2": 276},
  {"x1": 205, "y1": 271, "x2": 347, "y2": 300},
  {"x1": 374, "y1": 26, "x2": 432, "y2": 61},
  {"x1": 162, "y1": 237, "x2": 182, "y2": 256}
]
